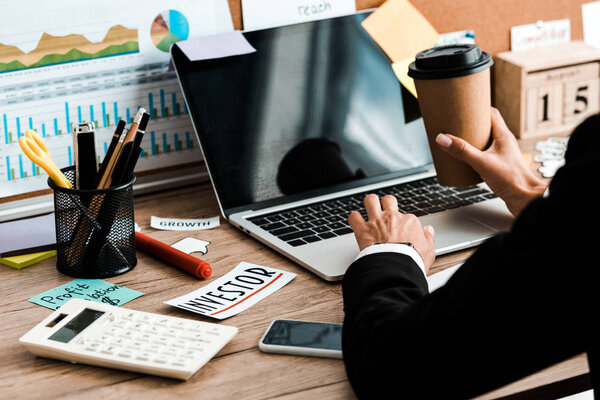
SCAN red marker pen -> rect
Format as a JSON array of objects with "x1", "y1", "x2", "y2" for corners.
[{"x1": 135, "y1": 231, "x2": 212, "y2": 279}]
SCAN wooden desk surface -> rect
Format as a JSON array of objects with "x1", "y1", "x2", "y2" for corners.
[{"x1": 0, "y1": 135, "x2": 590, "y2": 399}]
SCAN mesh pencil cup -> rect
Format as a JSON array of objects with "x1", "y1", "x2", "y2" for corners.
[{"x1": 49, "y1": 166, "x2": 137, "y2": 278}]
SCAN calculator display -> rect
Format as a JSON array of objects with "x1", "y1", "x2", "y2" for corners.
[{"x1": 48, "y1": 309, "x2": 104, "y2": 343}]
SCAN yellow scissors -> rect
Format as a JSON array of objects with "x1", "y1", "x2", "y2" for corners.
[{"x1": 18, "y1": 129, "x2": 72, "y2": 189}]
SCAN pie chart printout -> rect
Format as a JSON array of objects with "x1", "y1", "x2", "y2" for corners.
[{"x1": 151, "y1": 10, "x2": 190, "y2": 52}]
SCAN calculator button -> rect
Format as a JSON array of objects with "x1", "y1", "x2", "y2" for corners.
[
  {"x1": 123, "y1": 312, "x2": 138, "y2": 321},
  {"x1": 136, "y1": 314, "x2": 153, "y2": 323},
  {"x1": 118, "y1": 349, "x2": 134, "y2": 358},
  {"x1": 144, "y1": 344, "x2": 162, "y2": 353},
  {"x1": 179, "y1": 349, "x2": 200, "y2": 359},
  {"x1": 136, "y1": 352, "x2": 151, "y2": 361},
  {"x1": 144, "y1": 325, "x2": 161, "y2": 335},
  {"x1": 172, "y1": 339, "x2": 188, "y2": 348},
  {"x1": 110, "y1": 338, "x2": 129, "y2": 347},
  {"x1": 152, "y1": 355, "x2": 169, "y2": 364},
  {"x1": 114, "y1": 320, "x2": 129, "y2": 328},
  {"x1": 130, "y1": 322, "x2": 145, "y2": 331},
  {"x1": 161, "y1": 347, "x2": 177, "y2": 357},
  {"x1": 153, "y1": 336, "x2": 170, "y2": 346},
  {"x1": 187, "y1": 342, "x2": 206, "y2": 351},
  {"x1": 100, "y1": 345, "x2": 117, "y2": 355},
  {"x1": 182, "y1": 332, "x2": 211, "y2": 343},
  {"x1": 120, "y1": 330, "x2": 136, "y2": 339},
  {"x1": 105, "y1": 327, "x2": 123, "y2": 337},
  {"x1": 85, "y1": 342, "x2": 101, "y2": 352},
  {"x1": 205, "y1": 327, "x2": 221, "y2": 336},
  {"x1": 169, "y1": 321, "x2": 187, "y2": 330},
  {"x1": 188, "y1": 323, "x2": 205, "y2": 332},
  {"x1": 128, "y1": 341, "x2": 144, "y2": 350},
  {"x1": 137, "y1": 333, "x2": 152, "y2": 342},
  {"x1": 163, "y1": 329, "x2": 178, "y2": 338},
  {"x1": 95, "y1": 335, "x2": 111, "y2": 343},
  {"x1": 171, "y1": 358, "x2": 188, "y2": 367}
]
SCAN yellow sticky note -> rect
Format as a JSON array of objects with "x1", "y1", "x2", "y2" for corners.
[
  {"x1": 361, "y1": 0, "x2": 439, "y2": 63},
  {"x1": 0, "y1": 250, "x2": 56, "y2": 270},
  {"x1": 392, "y1": 57, "x2": 418, "y2": 98}
]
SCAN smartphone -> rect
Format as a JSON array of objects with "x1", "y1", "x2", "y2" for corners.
[{"x1": 258, "y1": 319, "x2": 342, "y2": 359}]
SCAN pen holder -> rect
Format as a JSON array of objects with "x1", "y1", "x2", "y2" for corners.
[{"x1": 49, "y1": 166, "x2": 137, "y2": 278}]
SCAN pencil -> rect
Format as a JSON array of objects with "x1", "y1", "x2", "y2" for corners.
[
  {"x1": 95, "y1": 120, "x2": 125, "y2": 188},
  {"x1": 121, "y1": 108, "x2": 146, "y2": 147}
]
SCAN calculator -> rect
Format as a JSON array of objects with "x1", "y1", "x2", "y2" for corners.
[{"x1": 19, "y1": 298, "x2": 238, "y2": 380}]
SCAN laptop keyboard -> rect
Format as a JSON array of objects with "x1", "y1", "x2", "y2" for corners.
[{"x1": 247, "y1": 177, "x2": 496, "y2": 247}]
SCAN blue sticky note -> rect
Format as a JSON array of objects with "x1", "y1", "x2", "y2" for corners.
[{"x1": 29, "y1": 279, "x2": 144, "y2": 310}]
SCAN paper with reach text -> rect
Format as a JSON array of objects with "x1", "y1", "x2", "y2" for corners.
[
  {"x1": 241, "y1": 0, "x2": 356, "y2": 31},
  {"x1": 166, "y1": 262, "x2": 296, "y2": 319}
]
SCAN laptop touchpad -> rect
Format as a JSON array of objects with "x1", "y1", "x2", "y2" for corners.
[{"x1": 419, "y1": 209, "x2": 497, "y2": 253}]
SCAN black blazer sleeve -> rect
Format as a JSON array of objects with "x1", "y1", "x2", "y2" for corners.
[{"x1": 342, "y1": 114, "x2": 600, "y2": 399}]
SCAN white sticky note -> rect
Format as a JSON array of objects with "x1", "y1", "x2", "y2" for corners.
[
  {"x1": 583, "y1": 1, "x2": 600, "y2": 49},
  {"x1": 241, "y1": 0, "x2": 356, "y2": 31},
  {"x1": 150, "y1": 216, "x2": 220, "y2": 231},
  {"x1": 165, "y1": 262, "x2": 296, "y2": 319},
  {"x1": 436, "y1": 30, "x2": 475, "y2": 46},
  {"x1": 510, "y1": 19, "x2": 570, "y2": 52},
  {"x1": 171, "y1": 237, "x2": 211, "y2": 255},
  {"x1": 176, "y1": 31, "x2": 256, "y2": 61}
]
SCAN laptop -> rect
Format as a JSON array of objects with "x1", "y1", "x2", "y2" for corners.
[{"x1": 170, "y1": 11, "x2": 513, "y2": 281}]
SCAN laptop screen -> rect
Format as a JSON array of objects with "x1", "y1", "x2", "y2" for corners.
[{"x1": 172, "y1": 12, "x2": 433, "y2": 214}]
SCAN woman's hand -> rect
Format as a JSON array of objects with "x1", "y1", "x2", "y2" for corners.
[{"x1": 435, "y1": 108, "x2": 548, "y2": 216}]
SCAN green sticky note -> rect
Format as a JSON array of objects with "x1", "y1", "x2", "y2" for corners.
[{"x1": 29, "y1": 279, "x2": 144, "y2": 310}]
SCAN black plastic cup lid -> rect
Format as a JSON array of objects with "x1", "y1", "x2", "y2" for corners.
[{"x1": 408, "y1": 44, "x2": 493, "y2": 80}]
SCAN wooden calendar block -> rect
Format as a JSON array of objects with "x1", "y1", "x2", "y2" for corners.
[
  {"x1": 526, "y1": 84, "x2": 563, "y2": 131},
  {"x1": 494, "y1": 41, "x2": 600, "y2": 138},
  {"x1": 563, "y1": 78, "x2": 600, "y2": 123}
]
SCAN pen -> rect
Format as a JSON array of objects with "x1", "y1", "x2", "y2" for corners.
[
  {"x1": 115, "y1": 112, "x2": 149, "y2": 185},
  {"x1": 135, "y1": 232, "x2": 212, "y2": 279}
]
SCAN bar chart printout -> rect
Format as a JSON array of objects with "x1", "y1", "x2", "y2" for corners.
[{"x1": 0, "y1": 0, "x2": 234, "y2": 199}]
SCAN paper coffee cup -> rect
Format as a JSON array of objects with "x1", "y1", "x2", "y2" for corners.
[{"x1": 409, "y1": 45, "x2": 493, "y2": 187}]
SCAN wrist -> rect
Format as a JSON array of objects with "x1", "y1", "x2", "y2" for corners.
[
  {"x1": 512, "y1": 177, "x2": 548, "y2": 215},
  {"x1": 355, "y1": 243, "x2": 427, "y2": 277}
]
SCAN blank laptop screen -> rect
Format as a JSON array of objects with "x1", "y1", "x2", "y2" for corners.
[{"x1": 172, "y1": 12, "x2": 432, "y2": 213}]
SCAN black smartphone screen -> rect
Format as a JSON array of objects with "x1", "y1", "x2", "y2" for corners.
[{"x1": 262, "y1": 320, "x2": 342, "y2": 350}]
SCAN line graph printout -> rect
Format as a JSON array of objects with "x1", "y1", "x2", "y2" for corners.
[{"x1": 0, "y1": 0, "x2": 233, "y2": 199}]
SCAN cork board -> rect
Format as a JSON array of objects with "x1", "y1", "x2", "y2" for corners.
[{"x1": 228, "y1": 0, "x2": 587, "y2": 55}]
